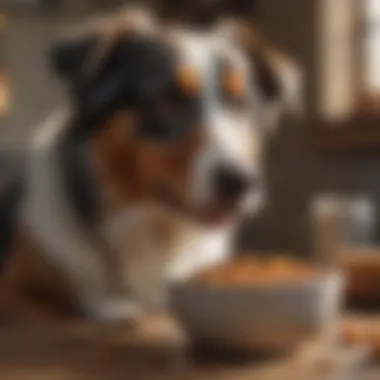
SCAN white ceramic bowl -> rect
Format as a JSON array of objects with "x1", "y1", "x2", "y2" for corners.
[{"x1": 169, "y1": 271, "x2": 345, "y2": 352}]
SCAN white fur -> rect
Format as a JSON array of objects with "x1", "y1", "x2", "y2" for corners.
[
  {"x1": 165, "y1": 226, "x2": 234, "y2": 282},
  {"x1": 175, "y1": 31, "x2": 263, "y2": 213}
]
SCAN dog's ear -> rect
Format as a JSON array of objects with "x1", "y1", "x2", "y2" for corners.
[
  {"x1": 254, "y1": 37, "x2": 303, "y2": 134},
  {"x1": 50, "y1": 32, "x2": 131, "y2": 125},
  {"x1": 50, "y1": 7, "x2": 157, "y2": 90},
  {"x1": 50, "y1": 29, "x2": 175, "y2": 131},
  {"x1": 218, "y1": 20, "x2": 303, "y2": 134},
  {"x1": 50, "y1": 35, "x2": 99, "y2": 91},
  {"x1": 49, "y1": 7, "x2": 173, "y2": 129}
]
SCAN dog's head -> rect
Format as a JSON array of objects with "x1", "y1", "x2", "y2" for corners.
[{"x1": 51, "y1": 9, "x2": 302, "y2": 227}]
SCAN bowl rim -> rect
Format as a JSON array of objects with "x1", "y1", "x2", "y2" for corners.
[{"x1": 169, "y1": 269, "x2": 345, "y2": 293}]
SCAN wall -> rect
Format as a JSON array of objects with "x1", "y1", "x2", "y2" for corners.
[
  {"x1": 239, "y1": 0, "x2": 380, "y2": 255},
  {"x1": 0, "y1": 16, "x2": 63, "y2": 148},
  {"x1": 0, "y1": 0, "x2": 145, "y2": 148}
]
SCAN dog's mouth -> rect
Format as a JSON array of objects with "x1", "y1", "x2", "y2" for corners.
[{"x1": 156, "y1": 185, "x2": 238, "y2": 227}]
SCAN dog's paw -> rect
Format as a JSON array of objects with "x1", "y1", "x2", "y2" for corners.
[{"x1": 84, "y1": 298, "x2": 143, "y2": 325}]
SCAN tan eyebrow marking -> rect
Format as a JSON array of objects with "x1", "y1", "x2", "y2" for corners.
[
  {"x1": 176, "y1": 66, "x2": 201, "y2": 95},
  {"x1": 223, "y1": 68, "x2": 245, "y2": 97}
]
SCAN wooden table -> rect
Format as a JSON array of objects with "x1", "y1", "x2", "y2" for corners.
[{"x1": 0, "y1": 314, "x2": 378, "y2": 380}]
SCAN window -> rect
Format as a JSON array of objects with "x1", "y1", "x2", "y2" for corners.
[
  {"x1": 364, "y1": 0, "x2": 380, "y2": 95},
  {"x1": 0, "y1": 13, "x2": 9, "y2": 118},
  {"x1": 254, "y1": 0, "x2": 380, "y2": 150},
  {"x1": 313, "y1": 0, "x2": 380, "y2": 151}
]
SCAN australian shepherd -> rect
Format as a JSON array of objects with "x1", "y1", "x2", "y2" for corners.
[{"x1": 0, "y1": 8, "x2": 301, "y2": 324}]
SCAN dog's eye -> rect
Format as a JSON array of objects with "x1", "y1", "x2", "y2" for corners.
[{"x1": 138, "y1": 86, "x2": 202, "y2": 141}]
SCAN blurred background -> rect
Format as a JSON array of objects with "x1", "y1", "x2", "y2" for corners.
[{"x1": 1, "y1": 0, "x2": 380, "y2": 258}]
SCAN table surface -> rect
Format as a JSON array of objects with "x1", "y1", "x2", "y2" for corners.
[{"x1": 0, "y1": 315, "x2": 379, "y2": 380}]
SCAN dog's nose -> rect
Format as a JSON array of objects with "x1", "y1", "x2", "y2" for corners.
[{"x1": 214, "y1": 166, "x2": 252, "y2": 201}]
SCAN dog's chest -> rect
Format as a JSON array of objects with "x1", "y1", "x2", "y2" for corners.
[
  {"x1": 116, "y1": 206, "x2": 235, "y2": 282},
  {"x1": 164, "y1": 224, "x2": 234, "y2": 281},
  {"x1": 103, "y1": 203, "x2": 234, "y2": 280}
]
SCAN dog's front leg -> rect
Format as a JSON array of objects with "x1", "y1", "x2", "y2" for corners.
[
  {"x1": 23, "y1": 206, "x2": 143, "y2": 325},
  {"x1": 29, "y1": 223, "x2": 143, "y2": 324},
  {"x1": 101, "y1": 208, "x2": 168, "y2": 316}
]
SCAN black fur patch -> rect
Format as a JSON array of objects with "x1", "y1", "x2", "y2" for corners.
[
  {"x1": 51, "y1": 33, "x2": 178, "y2": 137},
  {"x1": 59, "y1": 129, "x2": 100, "y2": 225},
  {"x1": 136, "y1": 79, "x2": 203, "y2": 141},
  {"x1": 253, "y1": 52, "x2": 282, "y2": 102},
  {"x1": 0, "y1": 156, "x2": 24, "y2": 272}
]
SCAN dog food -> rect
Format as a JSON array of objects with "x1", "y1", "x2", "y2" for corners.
[
  {"x1": 191, "y1": 257, "x2": 318, "y2": 285},
  {"x1": 341, "y1": 318, "x2": 380, "y2": 359}
]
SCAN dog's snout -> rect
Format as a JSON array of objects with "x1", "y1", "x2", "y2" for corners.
[{"x1": 214, "y1": 166, "x2": 253, "y2": 201}]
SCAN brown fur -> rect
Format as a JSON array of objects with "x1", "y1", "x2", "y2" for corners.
[
  {"x1": 0, "y1": 229, "x2": 79, "y2": 322},
  {"x1": 90, "y1": 109, "x2": 206, "y2": 213}
]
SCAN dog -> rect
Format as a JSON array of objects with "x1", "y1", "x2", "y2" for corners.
[{"x1": 0, "y1": 8, "x2": 301, "y2": 324}]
